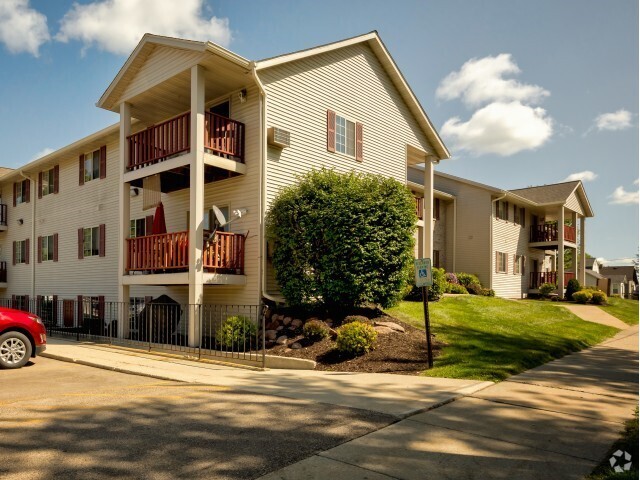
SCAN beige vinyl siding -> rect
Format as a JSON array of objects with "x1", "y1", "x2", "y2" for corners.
[
  {"x1": 259, "y1": 43, "x2": 436, "y2": 209},
  {"x1": 433, "y1": 175, "x2": 492, "y2": 287},
  {"x1": 433, "y1": 201, "x2": 447, "y2": 268},
  {"x1": 444, "y1": 201, "x2": 455, "y2": 272},
  {"x1": 121, "y1": 46, "x2": 203, "y2": 102},
  {"x1": 491, "y1": 204, "x2": 530, "y2": 298},
  {"x1": 1, "y1": 180, "x2": 33, "y2": 297},
  {"x1": 565, "y1": 191, "x2": 585, "y2": 216}
]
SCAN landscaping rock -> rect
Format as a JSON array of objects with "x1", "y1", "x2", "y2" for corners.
[
  {"x1": 291, "y1": 319, "x2": 303, "y2": 328},
  {"x1": 266, "y1": 321, "x2": 279, "y2": 330},
  {"x1": 283, "y1": 317, "x2": 293, "y2": 326},
  {"x1": 265, "y1": 330, "x2": 278, "y2": 341},
  {"x1": 374, "y1": 321, "x2": 405, "y2": 333},
  {"x1": 290, "y1": 342, "x2": 302, "y2": 350},
  {"x1": 328, "y1": 327, "x2": 338, "y2": 339},
  {"x1": 276, "y1": 335, "x2": 288, "y2": 345},
  {"x1": 373, "y1": 325, "x2": 395, "y2": 335},
  {"x1": 276, "y1": 326, "x2": 284, "y2": 331}
]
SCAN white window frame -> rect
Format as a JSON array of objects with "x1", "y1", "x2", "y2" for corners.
[
  {"x1": 514, "y1": 255, "x2": 525, "y2": 275},
  {"x1": 335, "y1": 113, "x2": 356, "y2": 157},
  {"x1": 83, "y1": 226, "x2": 100, "y2": 257},
  {"x1": 130, "y1": 218, "x2": 146, "y2": 238},
  {"x1": 16, "y1": 180, "x2": 27, "y2": 204},
  {"x1": 16, "y1": 240, "x2": 27, "y2": 264},
  {"x1": 496, "y1": 201, "x2": 508, "y2": 221},
  {"x1": 84, "y1": 150, "x2": 101, "y2": 183},
  {"x1": 496, "y1": 252, "x2": 507, "y2": 273},
  {"x1": 41, "y1": 234, "x2": 54, "y2": 262},
  {"x1": 42, "y1": 168, "x2": 55, "y2": 196}
]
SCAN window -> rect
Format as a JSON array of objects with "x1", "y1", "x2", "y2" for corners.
[
  {"x1": 83, "y1": 227, "x2": 100, "y2": 257},
  {"x1": 130, "y1": 218, "x2": 147, "y2": 238},
  {"x1": 40, "y1": 234, "x2": 55, "y2": 262},
  {"x1": 14, "y1": 179, "x2": 29, "y2": 205},
  {"x1": 496, "y1": 252, "x2": 507, "y2": 273},
  {"x1": 513, "y1": 206, "x2": 525, "y2": 228},
  {"x1": 495, "y1": 201, "x2": 509, "y2": 221},
  {"x1": 327, "y1": 110, "x2": 363, "y2": 161},
  {"x1": 514, "y1": 255, "x2": 525, "y2": 275},
  {"x1": 84, "y1": 150, "x2": 101, "y2": 182},
  {"x1": 14, "y1": 240, "x2": 28, "y2": 264},
  {"x1": 186, "y1": 208, "x2": 229, "y2": 232},
  {"x1": 41, "y1": 168, "x2": 54, "y2": 196}
]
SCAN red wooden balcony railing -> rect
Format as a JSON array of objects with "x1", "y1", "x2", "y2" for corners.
[
  {"x1": 530, "y1": 223, "x2": 577, "y2": 243},
  {"x1": 414, "y1": 197, "x2": 424, "y2": 220},
  {"x1": 204, "y1": 112, "x2": 245, "y2": 162},
  {"x1": 126, "y1": 231, "x2": 245, "y2": 274},
  {"x1": 0, "y1": 204, "x2": 7, "y2": 226},
  {"x1": 529, "y1": 271, "x2": 575, "y2": 289},
  {"x1": 126, "y1": 112, "x2": 246, "y2": 170},
  {"x1": 127, "y1": 112, "x2": 191, "y2": 170}
]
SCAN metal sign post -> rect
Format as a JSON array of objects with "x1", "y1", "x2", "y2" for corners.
[{"x1": 414, "y1": 258, "x2": 434, "y2": 368}]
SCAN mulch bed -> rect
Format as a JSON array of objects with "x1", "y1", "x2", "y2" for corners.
[{"x1": 266, "y1": 318, "x2": 440, "y2": 375}]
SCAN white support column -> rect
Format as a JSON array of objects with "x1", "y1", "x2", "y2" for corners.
[
  {"x1": 571, "y1": 212, "x2": 578, "y2": 280},
  {"x1": 188, "y1": 64, "x2": 205, "y2": 347},
  {"x1": 118, "y1": 102, "x2": 131, "y2": 339},
  {"x1": 557, "y1": 206, "x2": 565, "y2": 295},
  {"x1": 579, "y1": 216, "x2": 586, "y2": 285},
  {"x1": 423, "y1": 158, "x2": 435, "y2": 262}
]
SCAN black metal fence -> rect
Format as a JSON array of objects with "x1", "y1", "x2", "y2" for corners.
[{"x1": 0, "y1": 298, "x2": 265, "y2": 368}]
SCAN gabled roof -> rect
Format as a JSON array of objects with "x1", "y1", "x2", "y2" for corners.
[
  {"x1": 255, "y1": 31, "x2": 450, "y2": 161},
  {"x1": 509, "y1": 180, "x2": 594, "y2": 217},
  {"x1": 600, "y1": 266, "x2": 638, "y2": 283},
  {"x1": 586, "y1": 269, "x2": 605, "y2": 280}
]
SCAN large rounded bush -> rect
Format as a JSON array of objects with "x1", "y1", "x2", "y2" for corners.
[
  {"x1": 456, "y1": 273, "x2": 481, "y2": 288},
  {"x1": 572, "y1": 291, "x2": 593, "y2": 304},
  {"x1": 266, "y1": 170, "x2": 416, "y2": 309},
  {"x1": 539, "y1": 282, "x2": 556, "y2": 297},
  {"x1": 590, "y1": 290, "x2": 607, "y2": 305},
  {"x1": 302, "y1": 320, "x2": 330, "y2": 341},
  {"x1": 335, "y1": 321, "x2": 378, "y2": 356},
  {"x1": 216, "y1": 315, "x2": 257, "y2": 350},
  {"x1": 565, "y1": 278, "x2": 581, "y2": 301}
]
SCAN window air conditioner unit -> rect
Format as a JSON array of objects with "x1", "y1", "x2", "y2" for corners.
[{"x1": 267, "y1": 127, "x2": 290, "y2": 148}]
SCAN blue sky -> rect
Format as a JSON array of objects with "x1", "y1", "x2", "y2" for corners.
[{"x1": 0, "y1": 0, "x2": 637, "y2": 262}]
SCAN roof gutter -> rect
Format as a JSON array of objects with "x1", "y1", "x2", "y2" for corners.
[{"x1": 19, "y1": 170, "x2": 36, "y2": 298}]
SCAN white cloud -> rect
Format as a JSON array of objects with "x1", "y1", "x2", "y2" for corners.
[
  {"x1": 436, "y1": 54, "x2": 549, "y2": 107},
  {"x1": 564, "y1": 171, "x2": 598, "y2": 182},
  {"x1": 440, "y1": 101, "x2": 553, "y2": 156},
  {"x1": 595, "y1": 109, "x2": 633, "y2": 131},
  {"x1": 635, "y1": 179, "x2": 639, "y2": 185},
  {"x1": 56, "y1": 0, "x2": 231, "y2": 55},
  {"x1": 32, "y1": 147, "x2": 54, "y2": 160},
  {"x1": 609, "y1": 185, "x2": 639, "y2": 205},
  {"x1": 0, "y1": 0, "x2": 50, "y2": 57}
]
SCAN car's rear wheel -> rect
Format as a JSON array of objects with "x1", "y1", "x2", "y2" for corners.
[{"x1": 0, "y1": 332, "x2": 32, "y2": 369}]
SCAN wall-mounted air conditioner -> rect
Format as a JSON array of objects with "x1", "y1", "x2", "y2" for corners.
[{"x1": 267, "y1": 127, "x2": 291, "y2": 148}]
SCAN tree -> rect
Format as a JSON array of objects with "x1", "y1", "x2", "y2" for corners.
[{"x1": 265, "y1": 169, "x2": 416, "y2": 309}]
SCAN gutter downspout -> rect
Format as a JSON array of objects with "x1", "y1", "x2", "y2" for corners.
[
  {"x1": 452, "y1": 197, "x2": 457, "y2": 273},
  {"x1": 250, "y1": 63, "x2": 279, "y2": 304},
  {"x1": 19, "y1": 171, "x2": 36, "y2": 298},
  {"x1": 489, "y1": 192, "x2": 507, "y2": 291}
]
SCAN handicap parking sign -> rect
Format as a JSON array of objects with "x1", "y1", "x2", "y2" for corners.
[{"x1": 414, "y1": 258, "x2": 432, "y2": 287}]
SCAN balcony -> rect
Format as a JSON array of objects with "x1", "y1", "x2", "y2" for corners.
[
  {"x1": 530, "y1": 223, "x2": 576, "y2": 244},
  {"x1": 414, "y1": 197, "x2": 424, "y2": 220},
  {"x1": 126, "y1": 112, "x2": 245, "y2": 171},
  {"x1": 126, "y1": 231, "x2": 245, "y2": 275},
  {"x1": 529, "y1": 271, "x2": 575, "y2": 289}
]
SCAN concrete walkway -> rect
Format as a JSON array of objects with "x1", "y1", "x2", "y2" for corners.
[
  {"x1": 41, "y1": 339, "x2": 491, "y2": 418},
  {"x1": 562, "y1": 303, "x2": 629, "y2": 329},
  {"x1": 260, "y1": 326, "x2": 639, "y2": 480}
]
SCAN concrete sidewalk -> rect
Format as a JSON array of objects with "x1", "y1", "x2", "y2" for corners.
[
  {"x1": 41, "y1": 338, "x2": 491, "y2": 418},
  {"x1": 260, "y1": 326, "x2": 639, "y2": 480},
  {"x1": 562, "y1": 303, "x2": 629, "y2": 329}
]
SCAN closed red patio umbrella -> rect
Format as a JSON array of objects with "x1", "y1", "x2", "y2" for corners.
[{"x1": 152, "y1": 202, "x2": 167, "y2": 235}]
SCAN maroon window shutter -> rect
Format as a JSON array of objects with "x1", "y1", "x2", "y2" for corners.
[
  {"x1": 53, "y1": 233, "x2": 59, "y2": 262},
  {"x1": 37, "y1": 236, "x2": 42, "y2": 263},
  {"x1": 52, "y1": 295, "x2": 58, "y2": 324},
  {"x1": 99, "y1": 224, "x2": 106, "y2": 257},
  {"x1": 77, "y1": 295, "x2": 83, "y2": 325},
  {"x1": 327, "y1": 110, "x2": 336, "y2": 152},
  {"x1": 54, "y1": 165, "x2": 60, "y2": 194},
  {"x1": 79, "y1": 154, "x2": 85, "y2": 186},
  {"x1": 145, "y1": 216, "x2": 154, "y2": 236},
  {"x1": 38, "y1": 172, "x2": 43, "y2": 199},
  {"x1": 504, "y1": 202, "x2": 508, "y2": 221},
  {"x1": 495, "y1": 252, "x2": 499, "y2": 273},
  {"x1": 12, "y1": 241, "x2": 16, "y2": 265},
  {"x1": 25, "y1": 180, "x2": 30, "y2": 204},
  {"x1": 25, "y1": 238, "x2": 29, "y2": 265},
  {"x1": 78, "y1": 228, "x2": 84, "y2": 259},
  {"x1": 355, "y1": 122, "x2": 363, "y2": 161},
  {"x1": 99, "y1": 146, "x2": 107, "y2": 179},
  {"x1": 13, "y1": 182, "x2": 16, "y2": 207}
]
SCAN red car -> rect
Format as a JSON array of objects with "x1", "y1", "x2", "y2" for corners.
[{"x1": 0, "y1": 307, "x2": 46, "y2": 369}]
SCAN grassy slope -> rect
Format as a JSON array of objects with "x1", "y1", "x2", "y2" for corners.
[
  {"x1": 598, "y1": 298, "x2": 639, "y2": 326},
  {"x1": 588, "y1": 409, "x2": 639, "y2": 480},
  {"x1": 387, "y1": 296, "x2": 618, "y2": 382}
]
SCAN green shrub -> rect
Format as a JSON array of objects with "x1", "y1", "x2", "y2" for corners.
[
  {"x1": 216, "y1": 316, "x2": 257, "y2": 350},
  {"x1": 481, "y1": 288, "x2": 496, "y2": 297},
  {"x1": 342, "y1": 315, "x2": 373, "y2": 326},
  {"x1": 539, "y1": 282, "x2": 556, "y2": 297},
  {"x1": 428, "y1": 267, "x2": 447, "y2": 301},
  {"x1": 303, "y1": 319, "x2": 330, "y2": 340},
  {"x1": 590, "y1": 290, "x2": 607, "y2": 305},
  {"x1": 335, "y1": 321, "x2": 378, "y2": 356},
  {"x1": 565, "y1": 278, "x2": 581, "y2": 301},
  {"x1": 448, "y1": 283, "x2": 469, "y2": 294},
  {"x1": 265, "y1": 169, "x2": 416, "y2": 309},
  {"x1": 466, "y1": 283, "x2": 483, "y2": 295},
  {"x1": 456, "y1": 273, "x2": 481, "y2": 288},
  {"x1": 572, "y1": 290, "x2": 593, "y2": 304}
]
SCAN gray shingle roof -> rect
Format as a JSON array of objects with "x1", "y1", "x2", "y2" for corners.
[
  {"x1": 600, "y1": 266, "x2": 638, "y2": 283},
  {"x1": 509, "y1": 181, "x2": 580, "y2": 204}
]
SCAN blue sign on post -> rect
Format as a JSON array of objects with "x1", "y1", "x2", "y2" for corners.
[{"x1": 414, "y1": 258, "x2": 432, "y2": 287}]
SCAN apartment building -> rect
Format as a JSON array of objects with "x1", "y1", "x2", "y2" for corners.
[
  {"x1": 408, "y1": 166, "x2": 594, "y2": 298},
  {"x1": 0, "y1": 32, "x2": 449, "y2": 345}
]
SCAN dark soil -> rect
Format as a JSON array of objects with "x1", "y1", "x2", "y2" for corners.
[{"x1": 267, "y1": 317, "x2": 440, "y2": 375}]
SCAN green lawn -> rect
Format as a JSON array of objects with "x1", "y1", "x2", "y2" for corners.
[
  {"x1": 599, "y1": 297, "x2": 639, "y2": 326},
  {"x1": 386, "y1": 296, "x2": 618, "y2": 382}
]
